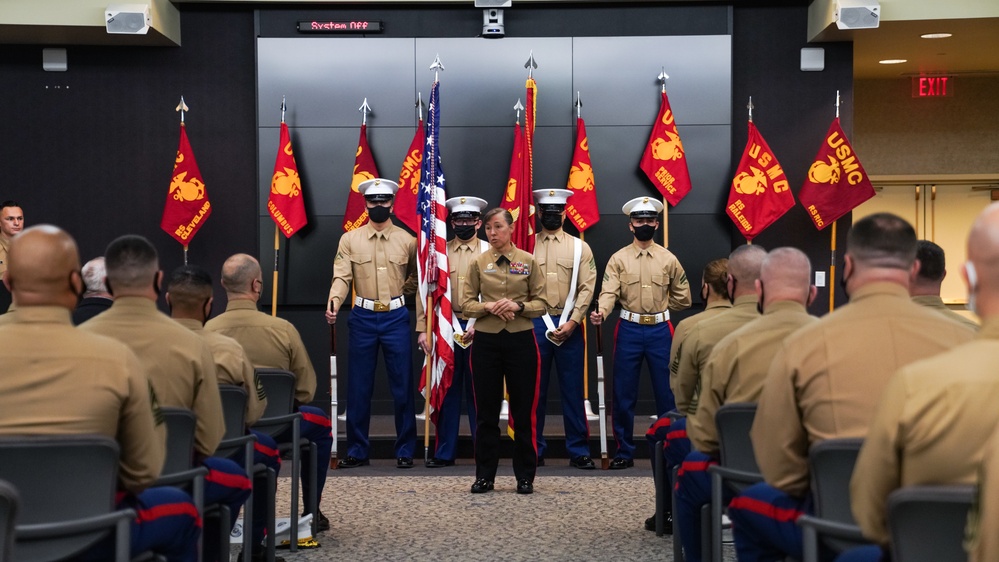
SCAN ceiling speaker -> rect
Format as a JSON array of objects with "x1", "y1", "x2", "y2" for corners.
[
  {"x1": 105, "y1": 4, "x2": 151, "y2": 35},
  {"x1": 835, "y1": 2, "x2": 880, "y2": 30}
]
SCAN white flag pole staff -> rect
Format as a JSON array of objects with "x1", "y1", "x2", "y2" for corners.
[{"x1": 329, "y1": 299, "x2": 339, "y2": 469}]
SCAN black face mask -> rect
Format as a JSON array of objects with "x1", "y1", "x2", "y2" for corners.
[
  {"x1": 633, "y1": 224, "x2": 656, "y2": 242},
  {"x1": 540, "y1": 213, "x2": 563, "y2": 232},
  {"x1": 453, "y1": 224, "x2": 476, "y2": 241},
  {"x1": 368, "y1": 206, "x2": 391, "y2": 224},
  {"x1": 757, "y1": 282, "x2": 765, "y2": 314}
]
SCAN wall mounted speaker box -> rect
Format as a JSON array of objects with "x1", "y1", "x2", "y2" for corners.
[
  {"x1": 835, "y1": 2, "x2": 880, "y2": 30},
  {"x1": 105, "y1": 4, "x2": 151, "y2": 35}
]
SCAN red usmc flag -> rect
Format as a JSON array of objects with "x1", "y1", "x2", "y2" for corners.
[
  {"x1": 501, "y1": 121, "x2": 534, "y2": 252},
  {"x1": 565, "y1": 117, "x2": 600, "y2": 232},
  {"x1": 798, "y1": 118, "x2": 875, "y2": 230},
  {"x1": 726, "y1": 122, "x2": 794, "y2": 242},
  {"x1": 394, "y1": 120, "x2": 424, "y2": 234},
  {"x1": 161, "y1": 124, "x2": 212, "y2": 245},
  {"x1": 268, "y1": 122, "x2": 307, "y2": 237},
  {"x1": 343, "y1": 124, "x2": 379, "y2": 232},
  {"x1": 640, "y1": 90, "x2": 692, "y2": 206}
]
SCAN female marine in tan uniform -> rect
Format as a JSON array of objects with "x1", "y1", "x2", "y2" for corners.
[{"x1": 461, "y1": 207, "x2": 548, "y2": 494}]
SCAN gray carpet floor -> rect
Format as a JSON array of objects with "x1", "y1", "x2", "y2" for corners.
[{"x1": 235, "y1": 459, "x2": 737, "y2": 561}]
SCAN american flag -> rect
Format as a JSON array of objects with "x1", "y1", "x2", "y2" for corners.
[{"x1": 417, "y1": 79, "x2": 455, "y2": 425}]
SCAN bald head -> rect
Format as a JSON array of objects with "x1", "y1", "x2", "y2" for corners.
[
  {"x1": 6, "y1": 225, "x2": 82, "y2": 309},
  {"x1": 727, "y1": 244, "x2": 767, "y2": 299},
  {"x1": 965, "y1": 203, "x2": 999, "y2": 318},
  {"x1": 221, "y1": 253, "x2": 262, "y2": 301},
  {"x1": 759, "y1": 247, "x2": 814, "y2": 309}
]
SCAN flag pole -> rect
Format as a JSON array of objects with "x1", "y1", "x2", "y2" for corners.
[
  {"x1": 424, "y1": 293, "x2": 434, "y2": 462},
  {"x1": 271, "y1": 97, "x2": 287, "y2": 317},
  {"x1": 745, "y1": 96, "x2": 754, "y2": 245},
  {"x1": 658, "y1": 69, "x2": 671, "y2": 248},
  {"x1": 828, "y1": 91, "x2": 841, "y2": 313},
  {"x1": 575, "y1": 91, "x2": 596, "y2": 420},
  {"x1": 176, "y1": 96, "x2": 190, "y2": 265}
]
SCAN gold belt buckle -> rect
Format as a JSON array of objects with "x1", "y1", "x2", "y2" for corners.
[
  {"x1": 373, "y1": 302, "x2": 390, "y2": 312},
  {"x1": 640, "y1": 314, "x2": 655, "y2": 325}
]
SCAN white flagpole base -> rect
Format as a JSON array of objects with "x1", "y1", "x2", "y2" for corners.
[
  {"x1": 499, "y1": 399, "x2": 510, "y2": 420},
  {"x1": 337, "y1": 411, "x2": 347, "y2": 422},
  {"x1": 584, "y1": 400, "x2": 599, "y2": 421}
]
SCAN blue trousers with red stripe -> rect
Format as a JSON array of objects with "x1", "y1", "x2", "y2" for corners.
[
  {"x1": 645, "y1": 416, "x2": 692, "y2": 472},
  {"x1": 203, "y1": 456, "x2": 252, "y2": 562},
  {"x1": 433, "y1": 319, "x2": 476, "y2": 461},
  {"x1": 345, "y1": 306, "x2": 417, "y2": 459},
  {"x1": 728, "y1": 482, "x2": 813, "y2": 562},
  {"x1": 533, "y1": 317, "x2": 590, "y2": 460},
  {"x1": 612, "y1": 319, "x2": 674, "y2": 459},
  {"x1": 274, "y1": 405, "x2": 333, "y2": 512},
  {"x1": 675, "y1": 451, "x2": 723, "y2": 562},
  {"x1": 83, "y1": 486, "x2": 201, "y2": 562}
]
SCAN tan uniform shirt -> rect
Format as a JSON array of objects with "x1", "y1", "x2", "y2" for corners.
[
  {"x1": 81, "y1": 296, "x2": 225, "y2": 457},
  {"x1": 672, "y1": 296, "x2": 760, "y2": 415},
  {"x1": 911, "y1": 294, "x2": 980, "y2": 330},
  {"x1": 461, "y1": 246, "x2": 548, "y2": 334},
  {"x1": 0, "y1": 306, "x2": 164, "y2": 492},
  {"x1": 416, "y1": 237, "x2": 487, "y2": 332},
  {"x1": 205, "y1": 299, "x2": 317, "y2": 404},
  {"x1": 176, "y1": 318, "x2": 267, "y2": 426},
  {"x1": 687, "y1": 301, "x2": 817, "y2": 456},
  {"x1": 670, "y1": 301, "x2": 733, "y2": 368},
  {"x1": 969, "y1": 424, "x2": 999, "y2": 562},
  {"x1": 597, "y1": 242, "x2": 691, "y2": 318},
  {"x1": 328, "y1": 221, "x2": 417, "y2": 309},
  {"x1": 752, "y1": 282, "x2": 975, "y2": 497},
  {"x1": 850, "y1": 318, "x2": 999, "y2": 546},
  {"x1": 533, "y1": 229, "x2": 597, "y2": 324},
  {"x1": 0, "y1": 236, "x2": 9, "y2": 278}
]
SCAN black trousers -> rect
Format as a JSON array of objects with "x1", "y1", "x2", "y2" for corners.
[{"x1": 470, "y1": 329, "x2": 541, "y2": 483}]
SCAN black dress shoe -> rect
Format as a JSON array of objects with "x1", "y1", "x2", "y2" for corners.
[
  {"x1": 608, "y1": 457, "x2": 634, "y2": 470},
  {"x1": 569, "y1": 455, "x2": 596, "y2": 469},
  {"x1": 644, "y1": 513, "x2": 673, "y2": 534},
  {"x1": 470, "y1": 478, "x2": 494, "y2": 493},
  {"x1": 516, "y1": 479, "x2": 534, "y2": 494},
  {"x1": 338, "y1": 456, "x2": 369, "y2": 469},
  {"x1": 425, "y1": 457, "x2": 455, "y2": 468},
  {"x1": 397, "y1": 457, "x2": 414, "y2": 468},
  {"x1": 314, "y1": 510, "x2": 330, "y2": 532}
]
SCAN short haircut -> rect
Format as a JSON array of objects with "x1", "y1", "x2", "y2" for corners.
[
  {"x1": 221, "y1": 254, "x2": 261, "y2": 293},
  {"x1": 728, "y1": 244, "x2": 768, "y2": 284},
  {"x1": 702, "y1": 258, "x2": 729, "y2": 301},
  {"x1": 847, "y1": 213, "x2": 917, "y2": 270},
  {"x1": 482, "y1": 207, "x2": 513, "y2": 226},
  {"x1": 81, "y1": 257, "x2": 107, "y2": 293},
  {"x1": 0, "y1": 200, "x2": 19, "y2": 210},
  {"x1": 104, "y1": 235, "x2": 159, "y2": 291},
  {"x1": 915, "y1": 240, "x2": 945, "y2": 282},
  {"x1": 166, "y1": 264, "x2": 213, "y2": 310}
]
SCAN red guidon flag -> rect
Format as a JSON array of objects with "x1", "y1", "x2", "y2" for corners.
[
  {"x1": 162, "y1": 124, "x2": 212, "y2": 245},
  {"x1": 798, "y1": 118, "x2": 876, "y2": 230},
  {"x1": 394, "y1": 120, "x2": 424, "y2": 234},
  {"x1": 268, "y1": 122, "x2": 307, "y2": 237},
  {"x1": 726, "y1": 122, "x2": 795, "y2": 242},
  {"x1": 640, "y1": 90, "x2": 693, "y2": 206},
  {"x1": 565, "y1": 117, "x2": 600, "y2": 232},
  {"x1": 501, "y1": 121, "x2": 535, "y2": 252},
  {"x1": 343, "y1": 124, "x2": 379, "y2": 232}
]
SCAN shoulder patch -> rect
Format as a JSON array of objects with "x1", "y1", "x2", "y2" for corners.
[
  {"x1": 254, "y1": 372, "x2": 267, "y2": 401},
  {"x1": 149, "y1": 382, "x2": 164, "y2": 426}
]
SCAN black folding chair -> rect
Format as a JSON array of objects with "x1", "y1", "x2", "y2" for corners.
[
  {"x1": 797, "y1": 438, "x2": 870, "y2": 562},
  {"x1": 707, "y1": 403, "x2": 763, "y2": 562},
  {"x1": 887, "y1": 485, "x2": 975, "y2": 562},
  {"x1": 0, "y1": 479, "x2": 16, "y2": 562}
]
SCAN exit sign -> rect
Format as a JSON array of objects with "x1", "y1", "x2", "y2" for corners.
[{"x1": 912, "y1": 75, "x2": 953, "y2": 98}]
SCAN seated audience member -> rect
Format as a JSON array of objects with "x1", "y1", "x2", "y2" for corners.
[
  {"x1": 969, "y1": 417, "x2": 999, "y2": 561},
  {"x1": 839, "y1": 204, "x2": 999, "y2": 561},
  {"x1": 727, "y1": 213, "x2": 975, "y2": 562},
  {"x1": 166, "y1": 264, "x2": 283, "y2": 561},
  {"x1": 0, "y1": 225, "x2": 199, "y2": 561},
  {"x1": 206, "y1": 253, "x2": 332, "y2": 531},
  {"x1": 643, "y1": 257, "x2": 731, "y2": 533},
  {"x1": 674, "y1": 247, "x2": 817, "y2": 562},
  {"x1": 72, "y1": 256, "x2": 113, "y2": 324},
  {"x1": 910, "y1": 239, "x2": 979, "y2": 329},
  {"x1": 80, "y1": 235, "x2": 249, "y2": 562}
]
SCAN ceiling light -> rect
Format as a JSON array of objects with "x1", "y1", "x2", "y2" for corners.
[
  {"x1": 921, "y1": 33, "x2": 952, "y2": 39},
  {"x1": 879, "y1": 59, "x2": 908, "y2": 65}
]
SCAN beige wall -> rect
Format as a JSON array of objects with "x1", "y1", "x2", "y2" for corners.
[{"x1": 854, "y1": 77, "x2": 999, "y2": 175}]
